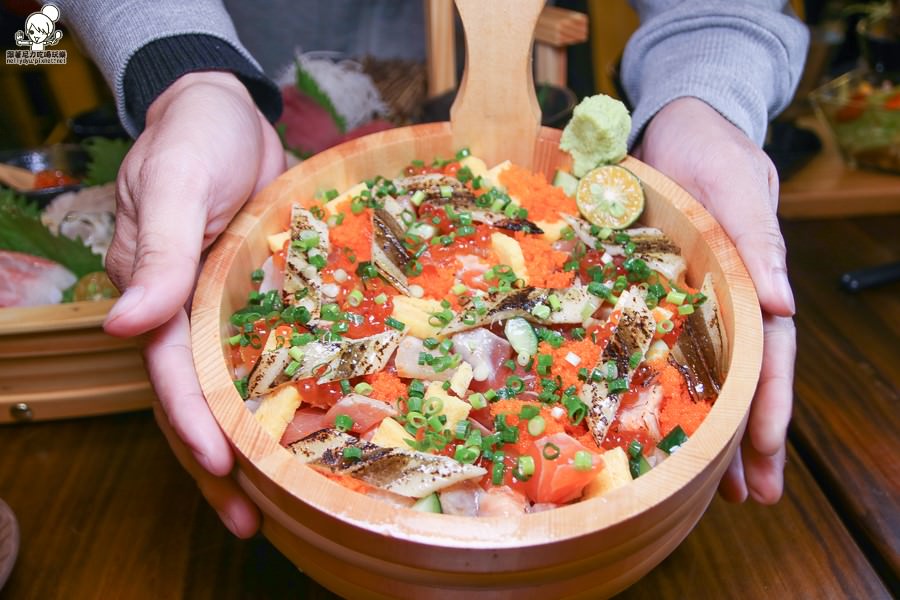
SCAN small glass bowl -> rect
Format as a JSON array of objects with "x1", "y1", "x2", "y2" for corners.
[{"x1": 809, "y1": 69, "x2": 900, "y2": 174}]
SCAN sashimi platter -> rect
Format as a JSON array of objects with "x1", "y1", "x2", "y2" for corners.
[{"x1": 190, "y1": 0, "x2": 762, "y2": 596}]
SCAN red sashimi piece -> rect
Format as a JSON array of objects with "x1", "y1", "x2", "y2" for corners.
[
  {"x1": 477, "y1": 485, "x2": 529, "y2": 517},
  {"x1": 0, "y1": 250, "x2": 77, "y2": 308},
  {"x1": 280, "y1": 406, "x2": 329, "y2": 446},
  {"x1": 523, "y1": 433, "x2": 603, "y2": 504},
  {"x1": 324, "y1": 394, "x2": 397, "y2": 434}
]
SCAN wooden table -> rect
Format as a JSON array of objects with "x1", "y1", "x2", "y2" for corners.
[{"x1": 1, "y1": 216, "x2": 898, "y2": 599}]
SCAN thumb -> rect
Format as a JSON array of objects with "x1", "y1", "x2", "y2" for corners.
[{"x1": 104, "y1": 169, "x2": 209, "y2": 337}]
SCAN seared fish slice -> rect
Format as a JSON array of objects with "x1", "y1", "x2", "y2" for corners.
[
  {"x1": 442, "y1": 286, "x2": 600, "y2": 335},
  {"x1": 419, "y1": 194, "x2": 543, "y2": 234},
  {"x1": 372, "y1": 207, "x2": 413, "y2": 294},
  {"x1": 246, "y1": 329, "x2": 403, "y2": 397},
  {"x1": 398, "y1": 173, "x2": 542, "y2": 234},
  {"x1": 289, "y1": 428, "x2": 487, "y2": 498},
  {"x1": 580, "y1": 290, "x2": 656, "y2": 445},
  {"x1": 560, "y1": 215, "x2": 686, "y2": 282},
  {"x1": 669, "y1": 273, "x2": 727, "y2": 401},
  {"x1": 283, "y1": 206, "x2": 331, "y2": 317}
]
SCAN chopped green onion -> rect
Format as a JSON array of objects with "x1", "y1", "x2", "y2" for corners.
[
  {"x1": 547, "y1": 294, "x2": 561, "y2": 312},
  {"x1": 454, "y1": 420, "x2": 471, "y2": 440},
  {"x1": 342, "y1": 446, "x2": 362, "y2": 461},
  {"x1": 283, "y1": 360, "x2": 301, "y2": 377},
  {"x1": 666, "y1": 290, "x2": 687, "y2": 305},
  {"x1": 356, "y1": 261, "x2": 379, "y2": 279},
  {"x1": 454, "y1": 445, "x2": 481, "y2": 464},
  {"x1": 233, "y1": 378, "x2": 249, "y2": 399},
  {"x1": 320, "y1": 303, "x2": 342, "y2": 321},
  {"x1": 339, "y1": 379, "x2": 352, "y2": 394},
  {"x1": 423, "y1": 337, "x2": 440, "y2": 350},
  {"x1": 506, "y1": 375, "x2": 525, "y2": 393},
  {"x1": 250, "y1": 268, "x2": 265, "y2": 282},
  {"x1": 627, "y1": 439, "x2": 643, "y2": 459},
  {"x1": 455, "y1": 147, "x2": 471, "y2": 159},
  {"x1": 678, "y1": 304, "x2": 695, "y2": 315},
  {"x1": 288, "y1": 347, "x2": 304, "y2": 363},
  {"x1": 408, "y1": 380, "x2": 426, "y2": 397},
  {"x1": 519, "y1": 405, "x2": 540, "y2": 420},
  {"x1": 228, "y1": 333, "x2": 243, "y2": 346},
  {"x1": 657, "y1": 425, "x2": 689, "y2": 454},
  {"x1": 571, "y1": 327, "x2": 586, "y2": 341},
  {"x1": 468, "y1": 393, "x2": 487, "y2": 410},
  {"x1": 515, "y1": 455, "x2": 535, "y2": 480},
  {"x1": 587, "y1": 281, "x2": 612, "y2": 299},
  {"x1": 439, "y1": 185, "x2": 453, "y2": 198},
  {"x1": 491, "y1": 453, "x2": 506, "y2": 485},
  {"x1": 451, "y1": 283, "x2": 468, "y2": 295},
  {"x1": 353, "y1": 382, "x2": 373, "y2": 396},
  {"x1": 406, "y1": 411, "x2": 427, "y2": 429},
  {"x1": 608, "y1": 377, "x2": 628, "y2": 394},
  {"x1": 542, "y1": 442, "x2": 561, "y2": 460},
  {"x1": 347, "y1": 289, "x2": 364, "y2": 307},
  {"x1": 527, "y1": 415, "x2": 546, "y2": 436},
  {"x1": 537, "y1": 353, "x2": 553, "y2": 375},
  {"x1": 573, "y1": 450, "x2": 593, "y2": 471},
  {"x1": 423, "y1": 396, "x2": 444, "y2": 416},
  {"x1": 386, "y1": 317, "x2": 406, "y2": 331},
  {"x1": 374, "y1": 293, "x2": 388, "y2": 305},
  {"x1": 629, "y1": 350, "x2": 643, "y2": 369},
  {"x1": 657, "y1": 319, "x2": 675, "y2": 334},
  {"x1": 334, "y1": 414, "x2": 354, "y2": 432},
  {"x1": 531, "y1": 303, "x2": 551, "y2": 320}
]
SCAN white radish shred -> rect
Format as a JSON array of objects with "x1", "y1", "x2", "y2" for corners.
[
  {"x1": 333, "y1": 268, "x2": 348, "y2": 282},
  {"x1": 565, "y1": 352, "x2": 581, "y2": 367},
  {"x1": 321, "y1": 283, "x2": 340, "y2": 297},
  {"x1": 408, "y1": 284, "x2": 424, "y2": 298},
  {"x1": 551, "y1": 406, "x2": 565, "y2": 420}
]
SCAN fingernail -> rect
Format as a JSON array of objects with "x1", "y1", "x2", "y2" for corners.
[
  {"x1": 217, "y1": 509, "x2": 239, "y2": 536},
  {"x1": 776, "y1": 271, "x2": 796, "y2": 315},
  {"x1": 104, "y1": 285, "x2": 144, "y2": 325}
]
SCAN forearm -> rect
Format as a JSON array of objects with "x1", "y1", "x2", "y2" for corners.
[
  {"x1": 55, "y1": 0, "x2": 281, "y2": 136},
  {"x1": 623, "y1": 0, "x2": 809, "y2": 147}
]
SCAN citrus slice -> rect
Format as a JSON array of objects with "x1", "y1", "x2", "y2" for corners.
[{"x1": 575, "y1": 165, "x2": 644, "y2": 229}]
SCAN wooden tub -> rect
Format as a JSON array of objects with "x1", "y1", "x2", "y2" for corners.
[{"x1": 190, "y1": 122, "x2": 763, "y2": 598}]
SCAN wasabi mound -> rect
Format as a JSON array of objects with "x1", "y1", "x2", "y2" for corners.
[{"x1": 560, "y1": 95, "x2": 631, "y2": 177}]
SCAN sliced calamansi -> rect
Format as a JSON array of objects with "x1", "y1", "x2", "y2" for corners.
[{"x1": 575, "y1": 165, "x2": 644, "y2": 229}]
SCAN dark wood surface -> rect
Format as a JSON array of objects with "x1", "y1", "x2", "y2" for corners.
[{"x1": 0, "y1": 215, "x2": 897, "y2": 599}]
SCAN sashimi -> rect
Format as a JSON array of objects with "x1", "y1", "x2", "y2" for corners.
[
  {"x1": 523, "y1": 433, "x2": 603, "y2": 504},
  {"x1": 0, "y1": 250, "x2": 76, "y2": 307},
  {"x1": 324, "y1": 393, "x2": 397, "y2": 434}
]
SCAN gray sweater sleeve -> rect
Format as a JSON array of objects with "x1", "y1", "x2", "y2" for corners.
[
  {"x1": 622, "y1": 0, "x2": 809, "y2": 147},
  {"x1": 54, "y1": 0, "x2": 278, "y2": 136}
]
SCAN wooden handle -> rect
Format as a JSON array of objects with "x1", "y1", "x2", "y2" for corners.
[
  {"x1": 0, "y1": 162, "x2": 36, "y2": 191},
  {"x1": 451, "y1": 0, "x2": 543, "y2": 168}
]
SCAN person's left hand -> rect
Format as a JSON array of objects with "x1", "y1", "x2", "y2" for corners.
[{"x1": 636, "y1": 97, "x2": 797, "y2": 504}]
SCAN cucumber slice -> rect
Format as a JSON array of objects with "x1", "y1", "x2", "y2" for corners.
[
  {"x1": 552, "y1": 169, "x2": 579, "y2": 198},
  {"x1": 411, "y1": 493, "x2": 443, "y2": 513},
  {"x1": 504, "y1": 317, "x2": 538, "y2": 358}
]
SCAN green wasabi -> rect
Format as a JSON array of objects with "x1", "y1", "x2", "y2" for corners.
[{"x1": 560, "y1": 94, "x2": 631, "y2": 177}]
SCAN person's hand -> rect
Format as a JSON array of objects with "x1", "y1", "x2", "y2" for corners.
[
  {"x1": 637, "y1": 97, "x2": 797, "y2": 504},
  {"x1": 102, "y1": 71, "x2": 286, "y2": 536}
]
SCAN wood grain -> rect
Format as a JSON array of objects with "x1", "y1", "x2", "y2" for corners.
[
  {"x1": 450, "y1": 0, "x2": 543, "y2": 168},
  {"x1": 0, "y1": 299, "x2": 153, "y2": 423},
  {"x1": 0, "y1": 413, "x2": 889, "y2": 599},
  {"x1": 782, "y1": 216, "x2": 900, "y2": 591}
]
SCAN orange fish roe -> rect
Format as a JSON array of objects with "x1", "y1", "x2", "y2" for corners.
[
  {"x1": 365, "y1": 370, "x2": 407, "y2": 404},
  {"x1": 513, "y1": 232, "x2": 574, "y2": 289},
  {"x1": 409, "y1": 258, "x2": 460, "y2": 302},
  {"x1": 489, "y1": 399, "x2": 565, "y2": 454},
  {"x1": 330, "y1": 207, "x2": 373, "y2": 263},
  {"x1": 498, "y1": 164, "x2": 578, "y2": 222},
  {"x1": 656, "y1": 360, "x2": 712, "y2": 437},
  {"x1": 533, "y1": 337, "x2": 603, "y2": 395}
]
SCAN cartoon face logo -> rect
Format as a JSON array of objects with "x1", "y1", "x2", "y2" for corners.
[{"x1": 15, "y1": 4, "x2": 63, "y2": 52}]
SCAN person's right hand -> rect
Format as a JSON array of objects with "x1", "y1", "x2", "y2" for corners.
[{"x1": 102, "y1": 71, "x2": 285, "y2": 537}]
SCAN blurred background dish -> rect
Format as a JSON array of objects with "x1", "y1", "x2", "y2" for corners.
[
  {"x1": 810, "y1": 69, "x2": 900, "y2": 173},
  {"x1": 0, "y1": 143, "x2": 88, "y2": 206}
]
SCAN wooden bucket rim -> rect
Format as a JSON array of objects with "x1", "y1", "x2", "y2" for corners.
[{"x1": 191, "y1": 122, "x2": 763, "y2": 549}]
